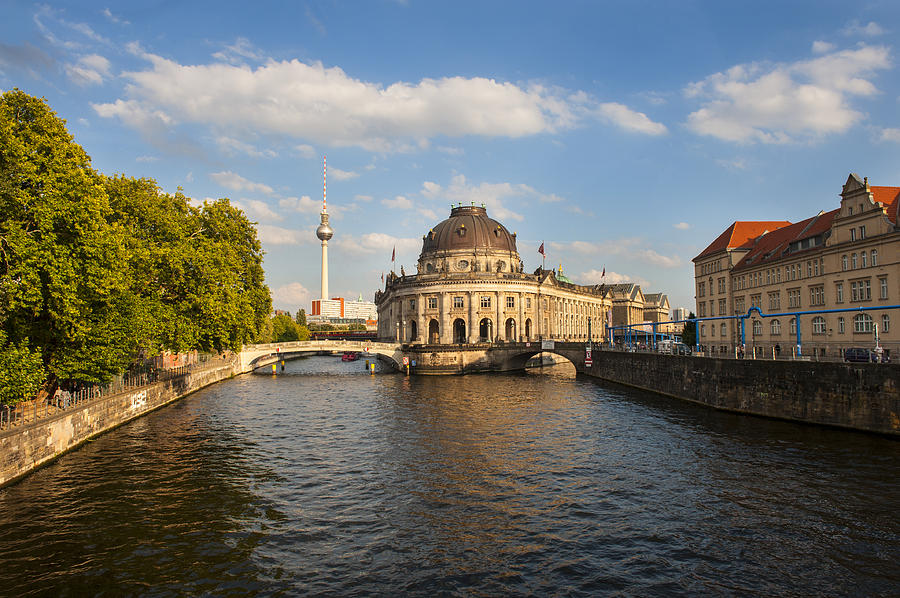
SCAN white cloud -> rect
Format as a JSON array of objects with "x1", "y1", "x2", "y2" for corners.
[
  {"x1": 596, "y1": 102, "x2": 667, "y2": 135},
  {"x1": 279, "y1": 195, "x2": 322, "y2": 214},
  {"x1": 90, "y1": 50, "x2": 658, "y2": 152},
  {"x1": 842, "y1": 20, "x2": 885, "y2": 37},
  {"x1": 209, "y1": 171, "x2": 274, "y2": 195},
  {"x1": 673, "y1": 222, "x2": 691, "y2": 230},
  {"x1": 256, "y1": 224, "x2": 312, "y2": 245},
  {"x1": 295, "y1": 144, "x2": 316, "y2": 158},
  {"x1": 382, "y1": 195, "x2": 413, "y2": 210},
  {"x1": 420, "y1": 174, "x2": 560, "y2": 222},
  {"x1": 334, "y1": 232, "x2": 419, "y2": 256},
  {"x1": 272, "y1": 282, "x2": 313, "y2": 312},
  {"x1": 354, "y1": 194, "x2": 373, "y2": 202},
  {"x1": 135, "y1": 155, "x2": 157, "y2": 163},
  {"x1": 330, "y1": 167, "x2": 358, "y2": 181},
  {"x1": 578, "y1": 269, "x2": 647, "y2": 286},
  {"x1": 185, "y1": 171, "x2": 194, "y2": 183},
  {"x1": 437, "y1": 145, "x2": 464, "y2": 155},
  {"x1": 101, "y1": 8, "x2": 129, "y2": 25},
  {"x1": 685, "y1": 45, "x2": 891, "y2": 143},
  {"x1": 880, "y1": 128, "x2": 900, "y2": 142},
  {"x1": 552, "y1": 238, "x2": 683, "y2": 269},
  {"x1": 215, "y1": 136, "x2": 277, "y2": 158},
  {"x1": 212, "y1": 37, "x2": 263, "y2": 64},
  {"x1": 812, "y1": 41, "x2": 834, "y2": 54},
  {"x1": 65, "y1": 53, "x2": 111, "y2": 86},
  {"x1": 232, "y1": 198, "x2": 282, "y2": 222},
  {"x1": 715, "y1": 158, "x2": 747, "y2": 170},
  {"x1": 635, "y1": 249, "x2": 682, "y2": 268}
]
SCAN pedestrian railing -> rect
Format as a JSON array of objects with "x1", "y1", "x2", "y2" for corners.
[{"x1": 0, "y1": 358, "x2": 227, "y2": 432}]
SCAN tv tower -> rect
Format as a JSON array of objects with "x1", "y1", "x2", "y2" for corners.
[{"x1": 315, "y1": 155, "x2": 333, "y2": 301}]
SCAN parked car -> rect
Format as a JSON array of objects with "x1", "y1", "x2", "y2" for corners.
[
  {"x1": 843, "y1": 348, "x2": 872, "y2": 363},
  {"x1": 674, "y1": 343, "x2": 692, "y2": 355}
]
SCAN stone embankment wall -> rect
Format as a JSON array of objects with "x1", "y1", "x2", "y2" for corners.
[
  {"x1": 586, "y1": 351, "x2": 900, "y2": 436},
  {"x1": 0, "y1": 357, "x2": 240, "y2": 487}
]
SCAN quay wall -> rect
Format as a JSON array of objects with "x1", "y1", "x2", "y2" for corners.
[
  {"x1": 0, "y1": 357, "x2": 240, "y2": 488},
  {"x1": 586, "y1": 350, "x2": 900, "y2": 436}
]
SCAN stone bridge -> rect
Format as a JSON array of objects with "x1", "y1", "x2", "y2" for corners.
[
  {"x1": 239, "y1": 339, "x2": 592, "y2": 375},
  {"x1": 239, "y1": 340, "x2": 403, "y2": 373}
]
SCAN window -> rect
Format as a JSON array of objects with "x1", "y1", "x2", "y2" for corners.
[
  {"x1": 698, "y1": 303, "x2": 706, "y2": 317},
  {"x1": 709, "y1": 301, "x2": 715, "y2": 316},
  {"x1": 836, "y1": 283, "x2": 843, "y2": 303},
  {"x1": 790, "y1": 318, "x2": 797, "y2": 335},
  {"x1": 700, "y1": 324, "x2": 706, "y2": 337},
  {"x1": 860, "y1": 225, "x2": 866, "y2": 239},
  {"x1": 854, "y1": 313, "x2": 873, "y2": 333},
  {"x1": 751, "y1": 294, "x2": 761, "y2": 308},
  {"x1": 480, "y1": 296, "x2": 491, "y2": 308},
  {"x1": 812, "y1": 316, "x2": 826, "y2": 335},
  {"x1": 851, "y1": 229, "x2": 857, "y2": 242},
  {"x1": 809, "y1": 285, "x2": 825, "y2": 306},
  {"x1": 526, "y1": 297, "x2": 532, "y2": 309},
  {"x1": 842, "y1": 255, "x2": 848, "y2": 271},
  {"x1": 506, "y1": 296, "x2": 515, "y2": 309},
  {"x1": 813, "y1": 260, "x2": 819, "y2": 276},
  {"x1": 788, "y1": 289, "x2": 801, "y2": 308},
  {"x1": 735, "y1": 297, "x2": 745, "y2": 314},
  {"x1": 838, "y1": 317, "x2": 845, "y2": 334},
  {"x1": 720, "y1": 322, "x2": 726, "y2": 336},
  {"x1": 776, "y1": 268, "x2": 782, "y2": 283},
  {"x1": 453, "y1": 296, "x2": 464, "y2": 308},
  {"x1": 719, "y1": 299, "x2": 727, "y2": 315},
  {"x1": 771, "y1": 319, "x2": 781, "y2": 335},
  {"x1": 768, "y1": 292, "x2": 780, "y2": 311},
  {"x1": 428, "y1": 297, "x2": 438, "y2": 309},
  {"x1": 698, "y1": 281, "x2": 706, "y2": 297},
  {"x1": 851, "y1": 253, "x2": 858, "y2": 269},
  {"x1": 880, "y1": 278, "x2": 888, "y2": 299},
  {"x1": 752, "y1": 320, "x2": 762, "y2": 336},
  {"x1": 807, "y1": 261, "x2": 813, "y2": 277},
  {"x1": 409, "y1": 299, "x2": 416, "y2": 310},
  {"x1": 883, "y1": 314, "x2": 890, "y2": 333},
  {"x1": 710, "y1": 324, "x2": 715, "y2": 337},
  {"x1": 861, "y1": 251, "x2": 867, "y2": 268},
  {"x1": 851, "y1": 280, "x2": 871, "y2": 302},
  {"x1": 718, "y1": 278, "x2": 726, "y2": 293},
  {"x1": 872, "y1": 250, "x2": 878, "y2": 266}
]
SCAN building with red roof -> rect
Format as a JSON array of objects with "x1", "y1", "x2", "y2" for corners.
[{"x1": 693, "y1": 173, "x2": 900, "y2": 359}]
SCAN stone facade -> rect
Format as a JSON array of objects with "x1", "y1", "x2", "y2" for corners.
[
  {"x1": 376, "y1": 205, "x2": 612, "y2": 344},
  {"x1": 694, "y1": 174, "x2": 900, "y2": 358}
]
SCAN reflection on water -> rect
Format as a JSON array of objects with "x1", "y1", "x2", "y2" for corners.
[{"x1": 0, "y1": 355, "x2": 897, "y2": 596}]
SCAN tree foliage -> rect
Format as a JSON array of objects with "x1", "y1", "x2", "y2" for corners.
[
  {"x1": 0, "y1": 330, "x2": 45, "y2": 406},
  {"x1": 259, "y1": 314, "x2": 310, "y2": 343},
  {"x1": 682, "y1": 312, "x2": 697, "y2": 347},
  {"x1": 0, "y1": 89, "x2": 272, "y2": 399}
]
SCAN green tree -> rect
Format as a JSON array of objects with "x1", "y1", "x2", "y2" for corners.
[
  {"x1": 682, "y1": 312, "x2": 697, "y2": 347},
  {"x1": 0, "y1": 330, "x2": 45, "y2": 405},
  {"x1": 0, "y1": 89, "x2": 137, "y2": 385},
  {"x1": 295, "y1": 309, "x2": 307, "y2": 326}
]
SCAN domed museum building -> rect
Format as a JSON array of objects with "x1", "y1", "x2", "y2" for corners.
[{"x1": 375, "y1": 205, "x2": 612, "y2": 345}]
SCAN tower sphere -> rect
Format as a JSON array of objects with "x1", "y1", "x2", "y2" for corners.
[{"x1": 316, "y1": 216, "x2": 334, "y2": 241}]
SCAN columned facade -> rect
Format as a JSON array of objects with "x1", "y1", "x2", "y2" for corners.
[{"x1": 376, "y1": 205, "x2": 612, "y2": 345}]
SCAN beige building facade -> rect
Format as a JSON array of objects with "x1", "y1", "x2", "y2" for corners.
[
  {"x1": 693, "y1": 174, "x2": 900, "y2": 358},
  {"x1": 376, "y1": 205, "x2": 612, "y2": 344}
]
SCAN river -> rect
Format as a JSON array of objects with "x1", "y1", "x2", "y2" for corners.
[{"x1": 0, "y1": 356, "x2": 897, "y2": 596}]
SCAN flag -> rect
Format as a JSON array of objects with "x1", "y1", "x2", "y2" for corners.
[
  {"x1": 538, "y1": 242, "x2": 545, "y2": 257},
  {"x1": 391, "y1": 246, "x2": 395, "y2": 262},
  {"x1": 381, "y1": 272, "x2": 384, "y2": 283},
  {"x1": 602, "y1": 266, "x2": 605, "y2": 278}
]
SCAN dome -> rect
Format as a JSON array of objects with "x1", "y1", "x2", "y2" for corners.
[{"x1": 420, "y1": 205, "x2": 517, "y2": 256}]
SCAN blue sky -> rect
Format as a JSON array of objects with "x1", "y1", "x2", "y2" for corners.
[{"x1": 2, "y1": 1, "x2": 899, "y2": 314}]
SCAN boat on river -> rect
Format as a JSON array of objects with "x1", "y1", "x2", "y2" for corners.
[{"x1": 341, "y1": 352, "x2": 359, "y2": 362}]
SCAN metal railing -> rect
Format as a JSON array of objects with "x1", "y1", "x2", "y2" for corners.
[{"x1": 0, "y1": 357, "x2": 227, "y2": 432}]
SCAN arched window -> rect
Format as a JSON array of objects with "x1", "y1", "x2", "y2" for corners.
[
  {"x1": 812, "y1": 316, "x2": 826, "y2": 334},
  {"x1": 861, "y1": 251, "x2": 867, "y2": 268},
  {"x1": 854, "y1": 313, "x2": 873, "y2": 333},
  {"x1": 790, "y1": 318, "x2": 797, "y2": 335},
  {"x1": 720, "y1": 322, "x2": 726, "y2": 336},
  {"x1": 700, "y1": 324, "x2": 706, "y2": 337},
  {"x1": 771, "y1": 319, "x2": 781, "y2": 335},
  {"x1": 752, "y1": 320, "x2": 762, "y2": 336},
  {"x1": 841, "y1": 255, "x2": 848, "y2": 271},
  {"x1": 851, "y1": 253, "x2": 858, "y2": 269},
  {"x1": 882, "y1": 314, "x2": 890, "y2": 333},
  {"x1": 871, "y1": 249, "x2": 878, "y2": 266}
]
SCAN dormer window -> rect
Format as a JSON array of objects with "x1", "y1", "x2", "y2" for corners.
[{"x1": 457, "y1": 224, "x2": 466, "y2": 237}]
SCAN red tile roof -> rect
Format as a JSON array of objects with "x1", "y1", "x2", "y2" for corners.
[
  {"x1": 694, "y1": 221, "x2": 792, "y2": 261},
  {"x1": 871, "y1": 186, "x2": 900, "y2": 224},
  {"x1": 731, "y1": 209, "x2": 838, "y2": 271}
]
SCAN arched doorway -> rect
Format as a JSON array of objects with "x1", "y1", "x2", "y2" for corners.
[
  {"x1": 479, "y1": 318, "x2": 493, "y2": 342},
  {"x1": 505, "y1": 318, "x2": 516, "y2": 341},
  {"x1": 409, "y1": 320, "x2": 417, "y2": 342},
  {"x1": 525, "y1": 318, "x2": 532, "y2": 341},
  {"x1": 428, "y1": 319, "x2": 440, "y2": 344},
  {"x1": 453, "y1": 318, "x2": 466, "y2": 344}
]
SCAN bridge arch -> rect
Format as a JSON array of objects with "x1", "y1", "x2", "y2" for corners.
[{"x1": 239, "y1": 340, "x2": 404, "y2": 373}]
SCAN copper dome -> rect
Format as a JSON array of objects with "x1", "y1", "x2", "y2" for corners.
[{"x1": 421, "y1": 205, "x2": 517, "y2": 255}]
